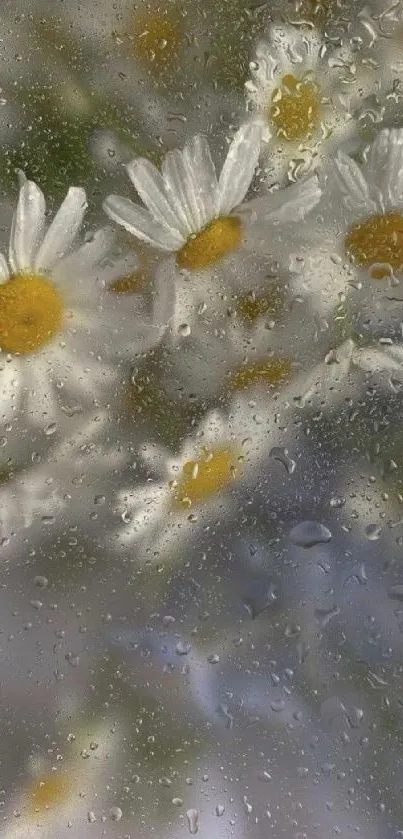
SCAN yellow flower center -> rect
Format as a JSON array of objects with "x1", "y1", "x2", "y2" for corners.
[
  {"x1": 229, "y1": 358, "x2": 292, "y2": 391},
  {"x1": 269, "y1": 74, "x2": 322, "y2": 143},
  {"x1": 130, "y1": 9, "x2": 182, "y2": 73},
  {"x1": 0, "y1": 273, "x2": 63, "y2": 355},
  {"x1": 171, "y1": 446, "x2": 241, "y2": 509},
  {"x1": 235, "y1": 286, "x2": 284, "y2": 323},
  {"x1": 345, "y1": 212, "x2": 403, "y2": 275},
  {"x1": 109, "y1": 270, "x2": 146, "y2": 293},
  {"x1": 27, "y1": 773, "x2": 71, "y2": 814},
  {"x1": 176, "y1": 217, "x2": 242, "y2": 272}
]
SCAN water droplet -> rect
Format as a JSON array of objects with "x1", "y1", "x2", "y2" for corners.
[
  {"x1": 329, "y1": 495, "x2": 346, "y2": 509},
  {"x1": 41, "y1": 515, "x2": 55, "y2": 526},
  {"x1": 186, "y1": 808, "x2": 199, "y2": 834},
  {"x1": 88, "y1": 811, "x2": 96, "y2": 823},
  {"x1": 216, "y1": 804, "x2": 225, "y2": 817},
  {"x1": 172, "y1": 797, "x2": 183, "y2": 806},
  {"x1": 289, "y1": 520, "x2": 332, "y2": 548},
  {"x1": 270, "y1": 697, "x2": 285, "y2": 712},
  {"x1": 217, "y1": 703, "x2": 234, "y2": 728},
  {"x1": 175, "y1": 641, "x2": 191, "y2": 655},
  {"x1": 242, "y1": 577, "x2": 278, "y2": 618},
  {"x1": 269, "y1": 446, "x2": 296, "y2": 474},
  {"x1": 34, "y1": 575, "x2": 49, "y2": 588},
  {"x1": 365, "y1": 523, "x2": 382, "y2": 540},
  {"x1": 178, "y1": 323, "x2": 191, "y2": 337},
  {"x1": 109, "y1": 806, "x2": 122, "y2": 822},
  {"x1": 243, "y1": 796, "x2": 252, "y2": 814},
  {"x1": 44, "y1": 422, "x2": 57, "y2": 436},
  {"x1": 314, "y1": 605, "x2": 340, "y2": 628},
  {"x1": 207, "y1": 653, "x2": 220, "y2": 664}
]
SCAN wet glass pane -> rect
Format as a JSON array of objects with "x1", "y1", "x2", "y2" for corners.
[{"x1": 2, "y1": 1, "x2": 403, "y2": 837}]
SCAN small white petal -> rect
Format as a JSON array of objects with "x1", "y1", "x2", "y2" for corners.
[
  {"x1": 103, "y1": 194, "x2": 183, "y2": 250},
  {"x1": 183, "y1": 135, "x2": 218, "y2": 228},
  {"x1": 0, "y1": 253, "x2": 10, "y2": 284},
  {"x1": 333, "y1": 151, "x2": 376, "y2": 215},
  {"x1": 367, "y1": 128, "x2": 403, "y2": 209},
  {"x1": 262, "y1": 176, "x2": 322, "y2": 224},
  {"x1": 54, "y1": 227, "x2": 116, "y2": 293},
  {"x1": 217, "y1": 123, "x2": 262, "y2": 215},
  {"x1": 9, "y1": 179, "x2": 46, "y2": 274},
  {"x1": 162, "y1": 148, "x2": 200, "y2": 235},
  {"x1": 126, "y1": 157, "x2": 185, "y2": 238},
  {"x1": 34, "y1": 187, "x2": 87, "y2": 272}
]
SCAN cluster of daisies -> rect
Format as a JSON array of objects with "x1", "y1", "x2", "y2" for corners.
[{"x1": 1, "y1": 16, "x2": 403, "y2": 561}]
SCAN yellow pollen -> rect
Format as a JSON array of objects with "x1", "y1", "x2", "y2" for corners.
[
  {"x1": 229, "y1": 358, "x2": 292, "y2": 392},
  {"x1": 176, "y1": 217, "x2": 242, "y2": 271},
  {"x1": 27, "y1": 773, "x2": 71, "y2": 814},
  {"x1": 109, "y1": 270, "x2": 147, "y2": 293},
  {"x1": 171, "y1": 446, "x2": 241, "y2": 509},
  {"x1": 0, "y1": 273, "x2": 63, "y2": 355},
  {"x1": 345, "y1": 212, "x2": 403, "y2": 275},
  {"x1": 131, "y1": 9, "x2": 182, "y2": 73},
  {"x1": 269, "y1": 74, "x2": 322, "y2": 143},
  {"x1": 235, "y1": 286, "x2": 284, "y2": 323}
]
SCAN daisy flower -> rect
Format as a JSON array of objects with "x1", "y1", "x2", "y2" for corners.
[
  {"x1": 0, "y1": 174, "x2": 171, "y2": 429},
  {"x1": 3, "y1": 715, "x2": 124, "y2": 839},
  {"x1": 158, "y1": 289, "x2": 324, "y2": 403},
  {"x1": 103, "y1": 123, "x2": 321, "y2": 335},
  {"x1": 0, "y1": 409, "x2": 126, "y2": 548},
  {"x1": 288, "y1": 128, "x2": 403, "y2": 319},
  {"x1": 111, "y1": 407, "x2": 259, "y2": 558},
  {"x1": 112, "y1": 342, "x2": 360, "y2": 559},
  {"x1": 245, "y1": 23, "x2": 367, "y2": 182}
]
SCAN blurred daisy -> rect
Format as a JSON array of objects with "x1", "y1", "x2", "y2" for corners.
[
  {"x1": 245, "y1": 23, "x2": 366, "y2": 182},
  {"x1": 104, "y1": 123, "x2": 321, "y2": 334},
  {"x1": 0, "y1": 174, "x2": 170, "y2": 428},
  {"x1": 0, "y1": 409, "x2": 126, "y2": 547},
  {"x1": 3, "y1": 715, "x2": 123, "y2": 839},
  {"x1": 112, "y1": 408, "x2": 256, "y2": 557},
  {"x1": 113, "y1": 343, "x2": 361, "y2": 558},
  {"x1": 288, "y1": 128, "x2": 403, "y2": 318},
  {"x1": 158, "y1": 289, "x2": 322, "y2": 403}
]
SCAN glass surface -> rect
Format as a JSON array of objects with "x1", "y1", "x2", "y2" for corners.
[{"x1": 1, "y1": 1, "x2": 403, "y2": 837}]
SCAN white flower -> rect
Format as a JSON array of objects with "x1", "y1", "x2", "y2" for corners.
[
  {"x1": 158, "y1": 292, "x2": 324, "y2": 402},
  {"x1": 2, "y1": 715, "x2": 124, "y2": 839},
  {"x1": 111, "y1": 408, "x2": 259, "y2": 558},
  {"x1": 286, "y1": 128, "x2": 403, "y2": 318},
  {"x1": 0, "y1": 175, "x2": 171, "y2": 430},
  {"x1": 104, "y1": 123, "x2": 321, "y2": 336},
  {"x1": 245, "y1": 23, "x2": 366, "y2": 182},
  {"x1": 0, "y1": 409, "x2": 126, "y2": 548}
]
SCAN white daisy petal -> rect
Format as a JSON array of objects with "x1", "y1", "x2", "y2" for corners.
[
  {"x1": 126, "y1": 157, "x2": 185, "y2": 238},
  {"x1": 0, "y1": 252, "x2": 10, "y2": 284},
  {"x1": 262, "y1": 176, "x2": 322, "y2": 224},
  {"x1": 9, "y1": 179, "x2": 46, "y2": 274},
  {"x1": 333, "y1": 151, "x2": 376, "y2": 215},
  {"x1": 54, "y1": 227, "x2": 116, "y2": 291},
  {"x1": 217, "y1": 123, "x2": 262, "y2": 215},
  {"x1": 34, "y1": 187, "x2": 87, "y2": 271},
  {"x1": 180, "y1": 146, "x2": 205, "y2": 232},
  {"x1": 162, "y1": 148, "x2": 200, "y2": 235},
  {"x1": 183, "y1": 135, "x2": 218, "y2": 227},
  {"x1": 368, "y1": 128, "x2": 403, "y2": 209},
  {"x1": 103, "y1": 195, "x2": 183, "y2": 250}
]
